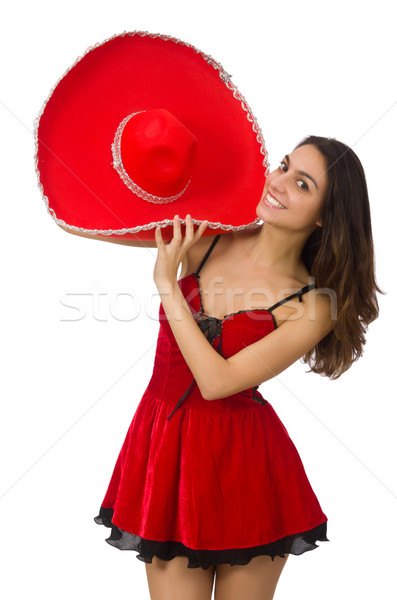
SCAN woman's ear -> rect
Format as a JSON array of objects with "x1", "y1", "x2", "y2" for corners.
[{"x1": 316, "y1": 218, "x2": 323, "y2": 228}]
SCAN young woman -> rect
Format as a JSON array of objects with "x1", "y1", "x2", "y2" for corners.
[{"x1": 85, "y1": 135, "x2": 380, "y2": 600}]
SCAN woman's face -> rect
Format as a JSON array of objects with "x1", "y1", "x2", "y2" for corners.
[{"x1": 256, "y1": 143, "x2": 328, "y2": 233}]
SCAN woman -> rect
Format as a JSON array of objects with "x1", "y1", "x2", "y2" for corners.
[{"x1": 82, "y1": 134, "x2": 381, "y2": 600}]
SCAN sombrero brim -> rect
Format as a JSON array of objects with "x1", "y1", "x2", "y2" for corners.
[{"x1": 34, "y1": 31, "x2": 269, "y2": 240}]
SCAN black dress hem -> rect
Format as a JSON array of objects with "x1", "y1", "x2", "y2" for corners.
[{"x1": 94, "y1": 506, "x2": 329, "y2": 569}]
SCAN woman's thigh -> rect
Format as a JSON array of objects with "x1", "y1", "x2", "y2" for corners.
[
  {"x1": 145, "y1": 555, "x2": 216, "y2": 600},
  {"x1": 214, "y1": 554, "x2": 289, "y2": 600}
]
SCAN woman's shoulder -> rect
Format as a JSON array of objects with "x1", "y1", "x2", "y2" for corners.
[
  {"x1": 181, "y1": 232, "x2": 222, "y2": 276},
  {"x1": 181, "y1": 225, "x2": 263, "y2": 277},
  {"x1": 182, "y1": 226, "x2": 263, "y2": 275}
]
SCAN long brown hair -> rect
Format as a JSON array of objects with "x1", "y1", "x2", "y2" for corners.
[{"x1": 294, "y1": 135, "x2": 383, "y2": 379}]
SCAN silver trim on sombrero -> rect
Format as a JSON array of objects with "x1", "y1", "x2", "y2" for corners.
[
  {"x1": 49, "y1": 217, "x2": 263, "y2": 237},
  {"x1": 112, "y1": 112, "x2": 191, "y2": 204},
  {"x1": 34, "y1": 30, "x2": 269, "y2": 235}
]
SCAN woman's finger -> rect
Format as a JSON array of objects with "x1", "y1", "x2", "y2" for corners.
[
  {"x1": 195, "y1": 220, "x2": 208, "y2": 241},
  {"x1": 185, "y1": 214, "x2": 194, "y2": 243},
  {"x1": 173, "y1": 214, "x2": 182, "y2": 242},
  {"x1": 155, "y1": 226, "x2": 164, "y2": 249}
]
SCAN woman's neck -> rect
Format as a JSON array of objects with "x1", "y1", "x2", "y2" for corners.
[{"x1": 232, "y1": 223, "x2": 312, "y2": 281}]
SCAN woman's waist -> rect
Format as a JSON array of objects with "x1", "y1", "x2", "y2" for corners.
[{"x1": 145, "y1": 370, "x2": 268, "y2": 414}]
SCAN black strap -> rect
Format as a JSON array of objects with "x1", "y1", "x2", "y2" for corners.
[
  {"x1": 167, "y1": 317, "x2": 224, "y2": 420},
  {"x1": 167, "y1": 378, "x2": 197, "y2": 421},
  {"x1": 195, "y1": 234, "x2": 221, "y2": 276},
  {"x1": 267, "y1": 284, "x2": 316, "y2": 312}
]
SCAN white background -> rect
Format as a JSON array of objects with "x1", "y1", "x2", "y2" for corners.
[{"x1": 1, "y1": 1, "x2": 396, "y2": 598}]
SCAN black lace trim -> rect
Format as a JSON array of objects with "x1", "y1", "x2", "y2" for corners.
[
  {"x1": 252, "y1": 385, "x2": 268, "y2": 405},
  {"x1": 94, "y1": 507, "x2": 329, "y2": 569}
]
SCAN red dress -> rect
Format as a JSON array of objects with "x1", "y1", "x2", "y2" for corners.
[{"x1": 94, "y1": 235, "x2": 329, "y2": 568}]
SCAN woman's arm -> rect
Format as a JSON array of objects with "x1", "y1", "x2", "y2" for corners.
[
  {"x1": 56, "y1": 223, "x2": 159, "y2": 247},
  {"x1": 154, "y1": 214, "x2": 334, "y2": 401},
  {"x1": 158, "y1": 279, "x2": 333, "y2": 400}
]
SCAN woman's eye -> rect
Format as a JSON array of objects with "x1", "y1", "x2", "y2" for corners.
[
  {"x1": 297, "y1": 181, "x2": 309, "y2": 191},
  {"x1": 278, "y1": 161, "x2": 309, "y2": 191}
]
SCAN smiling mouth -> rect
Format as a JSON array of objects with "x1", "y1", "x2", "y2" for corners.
[{"x1": 263, "y1": 192, "x2": 287, "y2": 209}]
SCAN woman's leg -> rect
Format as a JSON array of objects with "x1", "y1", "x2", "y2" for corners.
[
  {"x1": 214, "y1": 554, "x2": 289, "y2": 600},
  {"x1": 145, "y1": 555, "x2": 216, "y2": 600}
]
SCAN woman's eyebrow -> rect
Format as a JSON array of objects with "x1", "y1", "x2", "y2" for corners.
[{"x1": 284, "y1": 154, "x2": 319, "y2": 189}]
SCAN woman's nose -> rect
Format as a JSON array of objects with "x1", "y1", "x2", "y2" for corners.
[{"x1": 269, "y1": 174, "x2": 286, "y2": 194}]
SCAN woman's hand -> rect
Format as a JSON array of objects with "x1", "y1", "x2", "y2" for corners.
[{"x1": 154, "y1": 214, "x2": 208, "y2": 289}]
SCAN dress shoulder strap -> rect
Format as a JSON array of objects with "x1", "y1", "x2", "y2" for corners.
[
  {"x1": 195, "y1": 234, "x2": 221, "y2": 276},
  {"x1": 267, "y1": 284, "x2": 316, "y2": 312}
]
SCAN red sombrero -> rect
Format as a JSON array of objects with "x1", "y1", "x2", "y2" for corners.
[{"x1": 34, "y1": 31, "x2": 269, "y2": 241}]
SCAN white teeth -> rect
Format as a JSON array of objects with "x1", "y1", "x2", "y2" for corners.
[{"x1": 266, "y1": 193, "x2": 286, "y2": 209}]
